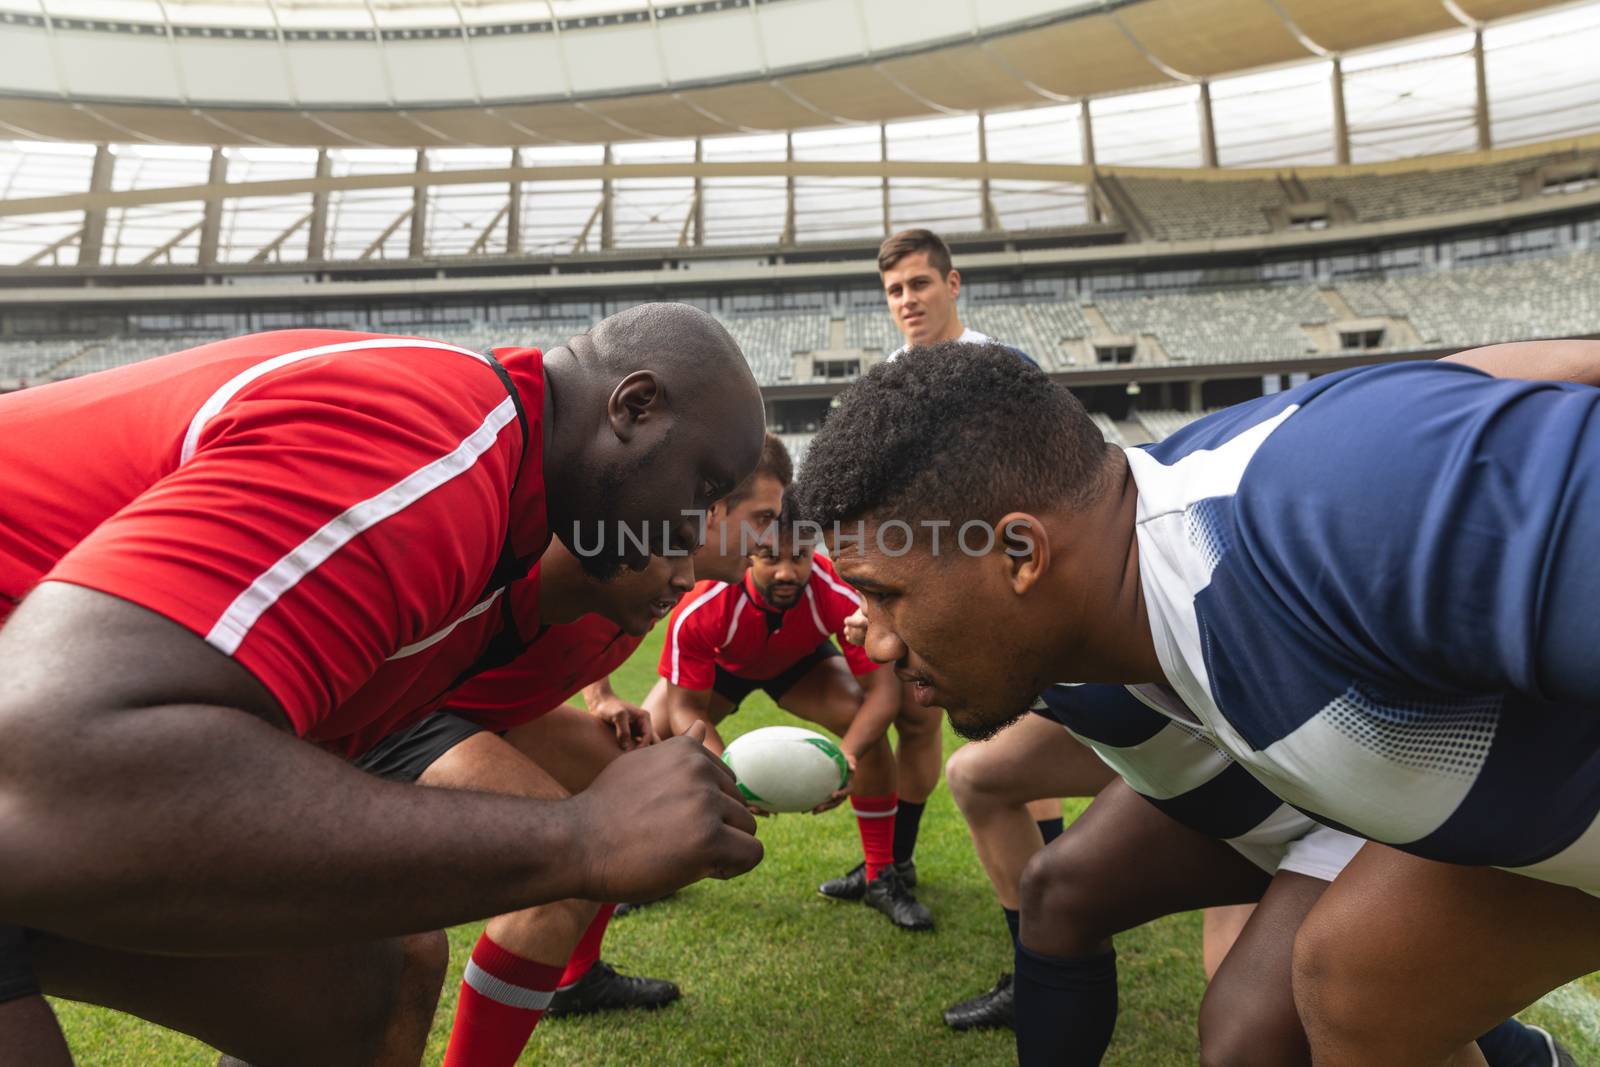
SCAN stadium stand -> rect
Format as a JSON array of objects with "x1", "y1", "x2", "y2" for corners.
[
  {"x1": 1302, "y1": 153, "x2": 1569, "y2": 225},
  {"x1": 1094, "y1": 286, "x2": 1330, "y2": 364},
  {"x1": 1336, "y1": 249, "x2": 1600, "y2": 346},
  {"x1": 965, "y1": 300, "x2": 1092, "y2": 370},
  {"x1": 1090, "y1": 412, "x2": 1128, "y2": 447},
  {"x1": 6, "y1": 245, "x2": 1600, "y2": 390},
  {"x1": 0, "y1": 338, "x2": 89, "y2": 382},
  {"x1": 1133, "y1": 409, "x2": 1218, "y2": 442},
  {"x1": 1117, "y1": 151, "x2": 1600, "y2": 240},
  {"x1": 716, "y1": 312, "x2": 830, "y2": 384},
  {"x1": 844, "y1": 310, "x2": 906, "y2": 355},
  {"x1": 1117, "y1": 176, "x2": 1284, "y2": 242}
]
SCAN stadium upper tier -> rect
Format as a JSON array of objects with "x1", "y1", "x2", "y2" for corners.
[
  {"x1": 0, "y1": 0, "x2": 1571, "y2": 148},
  {"x1": 3, "y1": 133, "x2": 1597, "y2": 270},
  {"x1": 1116, "y1": 149, "x2": 1600, "y2": 243},
  {"x1": 5, "y1": 0, "x2": 1600, "y2": 269},
  {"x1": 4, "y1": 246, "x2": 1596, "y2": 388}
]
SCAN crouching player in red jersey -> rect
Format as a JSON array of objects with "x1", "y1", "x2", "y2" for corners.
[
  {"x1": 0, "y1": 304, "x2": 767, "y2": 1066},
  {"x1": 653, "y1": 493, "x2": 935, "y2": 932},
  {"x1": 352, "y1": 434, "x2": 794, "y2": 1067}
]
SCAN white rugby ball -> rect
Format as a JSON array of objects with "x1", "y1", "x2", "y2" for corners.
[{"x1": 722, "y1": 726, "x2": 851, "y2": 814}]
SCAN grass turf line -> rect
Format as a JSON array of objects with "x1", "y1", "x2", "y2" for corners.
[{"x1": 52, "y1": 627, "x2": 1600, "y2": 1065}]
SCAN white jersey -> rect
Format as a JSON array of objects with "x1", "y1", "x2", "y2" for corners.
[{"x1": 888, "y1": 327, "x2": 991, "y2": 361}]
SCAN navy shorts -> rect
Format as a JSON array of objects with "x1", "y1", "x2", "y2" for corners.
[{"x1": 712, "y1": 642, "x2": 842, "y2": 711}]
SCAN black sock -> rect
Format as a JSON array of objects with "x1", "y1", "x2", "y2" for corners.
[
  {"x1": 1002, "y1": 907, "x2": 1021, "y2": 952},
  {"x1": 1014, "y1": 944, "x2": 1117, "y2": 1067},
  {"x1": 1036, "y1": 817, "x2": 1065, "y2": 845},
  {"x1": 1476, "y1": 1019, "x2": 1555, "y2": 1067},
  {"x1": 893, "y1": 800, "x2": 925, "y2": 865}
]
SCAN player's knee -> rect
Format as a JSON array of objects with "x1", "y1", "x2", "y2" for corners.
[
  {"x1": 944, "y1": 743, "x2": 1002, "y2": 812},
  {"x1": 1017, "y1": 840, "x2": 1104, "y2": 954},
  {"x1": 944, "y1": 747, "x2": 975, "y2": 807},
  {"x1": 365, "y1": 931, "x2": 448, "y2": 1066},
  {"x1": 1291, "y1": 913, "x2": 1380, "y2": 1055}
]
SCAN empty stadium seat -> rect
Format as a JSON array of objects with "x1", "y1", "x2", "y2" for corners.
[
  {"x1": 1095, "y1": 286, "x2": 1329, "y2": 364},
  {"x1": 1133, "y1": 409, "x2": 1219, "y2": 442}
]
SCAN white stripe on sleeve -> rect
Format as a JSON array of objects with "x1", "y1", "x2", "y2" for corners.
[
  {"x1": 205, "y1": 397, "x2": 518, "y2": 656},
  {"x1": 669, "y1": 582, "x2": 728, "y2": 686}
]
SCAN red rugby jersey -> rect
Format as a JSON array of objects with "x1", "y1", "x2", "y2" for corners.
[
  {"x1": 659, "y1": 553, "x2": 877, "y2": 690},
  {"x1": 0, "y1": 330, "x2": 549, "y2": 755},
  {"x1": 446, "y1": 609, "x2": 644, "y2": 734}
]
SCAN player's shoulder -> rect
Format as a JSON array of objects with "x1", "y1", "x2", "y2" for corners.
[
  {"x1": 670, "y1": 579, "x2": 735, "y2": 628},
  {"x1": 1146, "y1": 361, "x2": 1495, "y2": 467}
]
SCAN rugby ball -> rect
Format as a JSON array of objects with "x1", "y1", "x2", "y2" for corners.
[{"x1": 722, "y1": 726, "x2": 851, "y2": 814}]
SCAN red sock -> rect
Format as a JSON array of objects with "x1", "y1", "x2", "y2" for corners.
[
  {"x1": 443, "y1": 934, "x2": 565, "y2": 1067},
  {"x1": 558, "y1": 904, "x2": 616, "y2": 988},
  {"x1": 851, "y1": 793, "x2": 898, "y2": 881}
]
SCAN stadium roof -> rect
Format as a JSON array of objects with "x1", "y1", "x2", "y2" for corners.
[{"x1": 0, "y1": 0, "x2": 1574, "y2": 147}]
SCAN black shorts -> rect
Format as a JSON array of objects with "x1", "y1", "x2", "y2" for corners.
[
  {"x1": 0, "y1": 925, "x2": 38, "y2": 1004},
  {"x1": 712, "y1": 642, "x2": 842, "y2": 711},
  {"x1": 351, "y1": 712, "x2": 489, "y2": 783}
]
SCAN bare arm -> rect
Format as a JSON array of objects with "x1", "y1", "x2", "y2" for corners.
[
  {"x1": 836, "y1": 666, "x2": 901, "y2": 762},
  {"x1": 661, "y1": 681, "x2": 725, "y2": 755},
  {"x1": 0, "y1": 584, "x2": 760, "y2": 953},
  {"x1": 1441, "y1": 339, "x2": 1600, "y2": 386}
]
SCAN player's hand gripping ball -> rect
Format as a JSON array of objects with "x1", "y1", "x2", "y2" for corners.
[{"x1": 721, "y1": 726, "x2": 851, "y2": 814}]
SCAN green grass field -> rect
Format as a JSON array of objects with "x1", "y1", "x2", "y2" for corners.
[{"x1": 52, "y1": 627, "x2": 1600, "y2": 1065}]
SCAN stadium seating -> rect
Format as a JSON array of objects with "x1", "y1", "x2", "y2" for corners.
[
  {"x1": 1117, "y1": 176, "x2": 1284, "y2": 242},
  {"x1": 715, "y1": 312, "x2": 830, "y2": 384},
  {"x1": 6, "y1": 244, "x2": 1599, "y2": 393},
  {"x1": 1117, "y1": 151, "x2": 1595, "y2": 240},
  {"x1": 1133, "y1": 409, "x2": 1217, "y2": 442},
  {"x1": 964, "y1": 301, "x2": 1092, "y2": 370},
  {"x1": 844, "y1": 310, "x2": 904, "y2": 356},
  {"x1": 1301, "y1": 153, "x2": 1565, "y2": 225},
  {"x1": 1336, "y1": 249, "x2": 1600, "y2": 346},
  {"x1": 0, "y1": 338, "x2": 90, "y2": 382},
  {"x1": 1094, "y1": 286, "x2": 1329, "y2": 364},
  {"x1": 1090, "y1": 412, "x2": 1127, "y2": 448}
]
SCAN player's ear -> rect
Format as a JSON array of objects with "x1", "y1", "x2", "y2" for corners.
[
  {"x1": 607, "y1": 370, "x2": 663, "y2": 441},
  {"x1": 996, "y1": 512, "x2": 1048, "y2": 596},
  {"x1": 946, "y1": 269, "x2": 961, "y2": 299}
]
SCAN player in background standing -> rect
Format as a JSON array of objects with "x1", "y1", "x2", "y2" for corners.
[
  {"x1": 655, "y1": 492, "x2": 935, "y2": 931},
  {"x1": 819, "y1": 227, "x2": 1048, "y2": 905}
]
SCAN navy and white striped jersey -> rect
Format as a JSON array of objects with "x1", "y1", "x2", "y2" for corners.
[
  {"x1": 1128, "y1": 360, "x2": 1600, "y2": 891},
  {"x1": 1034, "y1": 683, "x2": 1334, "y2": 870}
]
